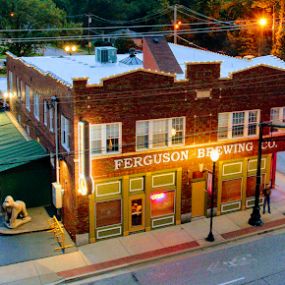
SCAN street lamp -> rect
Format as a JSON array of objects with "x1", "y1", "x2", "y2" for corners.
[
  {"x1": 257, "y1": 17, "x2": 268, "y2": 56},
  {"x1": 64, "y1": 45, "x2": 77, "y2": 56},
  {"x1": 258, "y1": 17, "x2": 268, "y2": 27},
  {"x1": 206, "y1": 149, "x2": 220, "y2": 242}
]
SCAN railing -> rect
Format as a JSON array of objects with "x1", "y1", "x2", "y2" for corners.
[{"x1": 48, "y1": 215, "x2": 72, "y2": 252}]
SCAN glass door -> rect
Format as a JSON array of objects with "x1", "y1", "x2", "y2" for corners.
[{"x1": 129, "y1": 195, "x2": 145, "y2": 232}]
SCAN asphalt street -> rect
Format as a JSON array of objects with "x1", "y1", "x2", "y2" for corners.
[{"x1": 70, "y1": 230, "x2": 285, "y2": 285}]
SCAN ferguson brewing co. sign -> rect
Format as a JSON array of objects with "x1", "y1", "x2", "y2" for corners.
[{"x1": 114, "y1": 141, "x2": 277, "y2": 170}]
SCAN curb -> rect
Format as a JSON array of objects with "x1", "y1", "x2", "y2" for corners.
[{"x1": 51, "y1": 220, "x2": 285, "y2": 285}]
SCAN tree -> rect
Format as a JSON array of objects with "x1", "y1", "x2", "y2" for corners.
[
  {"x1": 0, "y1": 0, "x2": 67, "y2": 56},
  {"x1": 271, "y1": 0, "x2": 285, "y2": 58},
  {"x1": 114, "y1": 38, "x2": 137, "y2": 53}
]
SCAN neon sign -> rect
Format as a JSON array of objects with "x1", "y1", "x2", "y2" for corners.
[{"x1": 150, "y1": 193, "x2": 166, "y2": 201}]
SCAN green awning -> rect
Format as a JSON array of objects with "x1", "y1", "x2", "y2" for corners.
[{"x1": 0, "y1": 112, "x2": 47, "y2": 172}]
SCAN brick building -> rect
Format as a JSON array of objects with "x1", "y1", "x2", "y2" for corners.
[{"x1": 6, "y1": 37, "x2": 285, "y2": 244}]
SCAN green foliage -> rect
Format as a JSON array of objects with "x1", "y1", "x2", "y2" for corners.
[
  {"x1": 0, "y1": 66, "x2": 6, "y2": 74},
  {"x1": 114, "y1": 38, "x2": 137, "y2": 54},
  {"x1": 0, "y1": 0, "x2": 67, "y2": 56},
  {"x1": 0, "y1": 46, "x2": 8, "y2": 55},
  {"x1": 94, "y1": 40, "x2": 112, "y2": 47},
  {"x1": 0, "y1": 0, "x2": 284, "y2": 57}
]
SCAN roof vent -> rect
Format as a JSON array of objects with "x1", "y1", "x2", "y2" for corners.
[
  {"x1": 119, "y1": 48, "x2": 143, "y2": 65},
  {"x1": 95, "y1": 46, "x2": 117, "y2": 63}
]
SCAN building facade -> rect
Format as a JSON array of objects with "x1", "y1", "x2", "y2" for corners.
[{"x1": 6, "y1": 39, "x2": 285, "y2": 244}]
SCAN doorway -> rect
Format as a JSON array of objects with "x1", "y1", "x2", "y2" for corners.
[
  {"x1": 129, "y1": 194, "x2": 145, "y2": 232},
  {"x1": 191, "y1": 181, "x2": 206, "y2": 218}
]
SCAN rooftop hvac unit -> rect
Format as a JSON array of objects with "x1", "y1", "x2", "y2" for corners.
[
  {"x1": 52, "y1": 182, "x2": 63, "y2": 209},
  {"x1": 95, "y1": 47, "x2": 117, "y2": 63}
]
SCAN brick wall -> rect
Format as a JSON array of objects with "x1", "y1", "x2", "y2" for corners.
[{"x1": 7, "y1": 52, "x2": 285, "y2": 239}]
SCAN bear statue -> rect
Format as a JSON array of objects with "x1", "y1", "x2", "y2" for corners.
[{"x1": 2, "y1": 195, "x2": 31, "y2": 229}]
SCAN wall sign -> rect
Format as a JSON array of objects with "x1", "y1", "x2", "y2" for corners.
[
  {"x1": 114, "y1": 150, "x2": 189, "y2": 170},
  {"x1": 197, "y1": 141, "x2": 277, "y2": 159},
  {"x1": 113, "y1": 141, "x2": 277, "y2": 170}
]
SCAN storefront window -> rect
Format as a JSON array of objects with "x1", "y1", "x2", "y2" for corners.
[
  {"x1": 221, "y1": 179, "x2": 242, "y2": 203},
  {"x1": 151, "y1": 191, "x2": 175, "y2": 217},
  {"x1": 96, "y1": 200, "x2": 121, "y2": 227},
  {"x1": 131, "y1": 199, "x2": 143, "y2": 227},
  {"x1": 246, "y1": 175, "x2": 265, "y2": 197}
]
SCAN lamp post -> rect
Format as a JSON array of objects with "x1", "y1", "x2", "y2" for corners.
[
  {"x1": 206, "y1": 149, "x2": 220, "y2": 242},
  {"x1": 248, "y1": 123, "x2": 264, "y2": 226}
]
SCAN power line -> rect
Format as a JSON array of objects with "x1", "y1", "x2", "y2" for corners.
[
  {"x1": 0, "y1": 23, "x2": 259, "y2": 44},
  {"x1": 0, "y1": 20, "x2": 238, "y2": 33}
]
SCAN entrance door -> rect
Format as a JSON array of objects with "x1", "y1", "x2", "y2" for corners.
[
  {"x1": 129, "y1": 194, "x2": 145, "y2": 232},
  {"x1": 191, "y1": 181, "x2": 206, "y2": 218}
]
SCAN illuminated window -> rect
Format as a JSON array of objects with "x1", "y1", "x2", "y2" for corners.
[
  {"x1": 151, "y1": 191, "x2": 175, "y2": 217},
  {"x1": 61, "y1": 115, "x2": 70, "y2": 151},
  {"x1": 218, "y1": 110, "x2": 259, "y2": 140},
  {"x1": 90, "y1": 123, "x2": 121, "y2": 155},
  {"x1": 136, "y1": 117, "x2": 185, "y2": 150}
]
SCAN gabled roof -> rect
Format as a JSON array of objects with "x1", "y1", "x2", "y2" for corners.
[{"x1": 0, "y1": 112, "x2": 47, "y2": 172}]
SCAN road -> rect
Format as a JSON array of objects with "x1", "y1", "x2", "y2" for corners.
[{"x1": 69, "y1": 230, "x2": 285, "y2": 285}]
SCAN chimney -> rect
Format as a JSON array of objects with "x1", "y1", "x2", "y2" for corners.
[{"x1": 143, "y1": 37, "x2": 183, "y2": 74}]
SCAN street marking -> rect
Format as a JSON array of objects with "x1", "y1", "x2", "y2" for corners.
[
  {"x1": 217, "y1": 277, "x2": 245, "y2": 285},
  {"x1": 207, "y1": 254, "x2": 256, "y2": 273}
]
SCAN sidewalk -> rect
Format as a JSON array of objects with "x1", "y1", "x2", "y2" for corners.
[{"x1": 2, "y1": 176, "x2": 285, "y2": 284}]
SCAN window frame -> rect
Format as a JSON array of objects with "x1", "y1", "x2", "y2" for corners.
[
  {"x1": 8, "y1": 71, "x2": 13, "y2": 93},
  {"x1": 49, "y1": 107, "x2": 54, "y2": 133},
  {"x1": 61, "y1": 115, "x2": 70, "y2": 151},
  {"x1": 43, "y1": 100, "x2": 48, "y2": 126},
  {"x1": 90, "y1": 122, "x2": 122, "y2": 156},
  {"x1": 25, "y1": 85, "x2": 31, "y2": 111},
  {"x1": 218, "y1": 110, "x2": 260, "y2": 140},
  {"x1": 136, "y1": 117, "x2": 185, "y2": 151},
  {"x1": 33, "y1": 93, "x2": 40, "y2": 121},
  {"x1": 270, "y1": 106, "x2": 285, "y2": 133}
]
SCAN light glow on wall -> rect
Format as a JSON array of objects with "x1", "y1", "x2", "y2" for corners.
[
  {"x1": 150, "y1": 193, "x2": 166, "y2": 201},
  {"x1": 78, "y1": 122, "x2": 87, "y2": 195}
]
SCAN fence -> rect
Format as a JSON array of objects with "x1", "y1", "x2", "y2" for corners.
[{"x1": 48, "y1": 215, "x2": 72, "y2": 252}]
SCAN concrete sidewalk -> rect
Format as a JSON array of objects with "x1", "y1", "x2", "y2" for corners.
[{"x1": 2, "y1": 174, "x2": 285, "y2": 285}]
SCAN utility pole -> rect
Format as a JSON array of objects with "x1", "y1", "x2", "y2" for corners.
[
  {"x1": 272, "y1": 4, "x2": 275, "y2": 47},
  {"x1": 51, "y1": 96, "x2": 59, "y2": 184},
  {"x1": 174, "y1": 4, "x2": 177, "y2": 44},
  {"x1": 87, "y1": 14, "x2": 92, "y2": 55}
]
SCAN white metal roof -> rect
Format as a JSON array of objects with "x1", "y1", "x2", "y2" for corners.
[{"x1": 18, "y1": 43, "x2": 285, "y2": 87}]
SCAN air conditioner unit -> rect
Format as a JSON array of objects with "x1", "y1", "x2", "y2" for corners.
[
  {"x1": 95, "y1": 47, "x2": 117, "y2": 63},
  {"x1": 52, "y1": 182, "x2": 62, "y2": 209}
]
